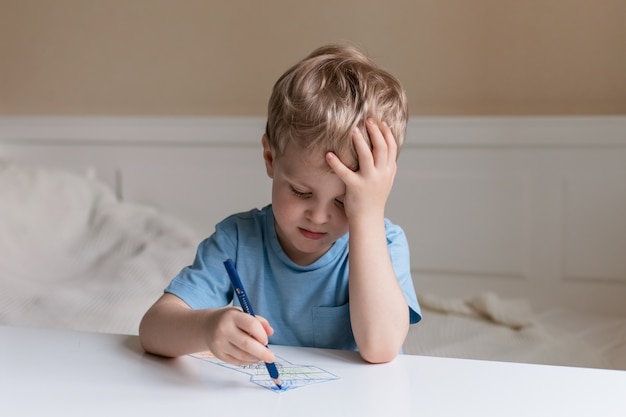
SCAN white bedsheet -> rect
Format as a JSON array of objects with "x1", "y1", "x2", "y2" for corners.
[
  {"x1": 403, "y1": 292, "x2": 626, "y2": 370},
  {"x1": 0, "y1": 161, "x2": 199, "y2": 335}
]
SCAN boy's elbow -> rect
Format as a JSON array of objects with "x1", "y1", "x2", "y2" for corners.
[
  {"x1": 359, "y1": 346, "x2": 399, "y2": 364},
  {"x1": 355, "y1": 323, "x2": 408, "y2": 364},
  {"x1": 138, "y1": 315, "x2": 156, "y2": 354},
  {"x1": 138, "y1": 312, "x2": 170, "y2": 357}
]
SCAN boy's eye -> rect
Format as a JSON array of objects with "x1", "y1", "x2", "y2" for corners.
[
  {"x1": 334, "y1": 199, "x2": 344, "y2": 207},
  {"x1": 290, "y1": 186, "x2": 311, "y2": 198}
]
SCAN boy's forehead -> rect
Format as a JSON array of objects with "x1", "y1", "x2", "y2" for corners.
[
  {"x1": 279, "y1": 139, "x2": 356, "y2": 172},
  {"x1": 277, "y1": 143, "x2": 347, "y2": 194},
  {"x1": 280, "y1": 140, "x2": 327, "y2": 168}
]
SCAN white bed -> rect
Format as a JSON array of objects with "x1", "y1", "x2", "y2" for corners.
[
  {"x1": 0, "y1": 159, "x2": 198, "y2": 335},
  {"x1": 1, "y1": 116, "x2": 625, "y2": 371}
]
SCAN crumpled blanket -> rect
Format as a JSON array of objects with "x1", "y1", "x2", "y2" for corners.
[
  {"x1": 403, "y1": 292, "x2": 613, "y2": 369},
  {"x1": 0, "y1": 160, "x2": 200, "y2": 335},
  {"x1": 418, "y1": 292, "x2": 534, "y2": 329}
]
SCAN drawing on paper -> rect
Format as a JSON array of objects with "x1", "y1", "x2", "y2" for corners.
[{"x1": 190, "y1": 351, "x2": 340, "y2": 392}]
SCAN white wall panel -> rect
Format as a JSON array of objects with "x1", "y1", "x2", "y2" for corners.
[
  {"x1": 388, "y1": 174, "x2": 528, "y2": 278},
  {"x1": 562, "y1": 176, "x2": 626, "y2": 282}
]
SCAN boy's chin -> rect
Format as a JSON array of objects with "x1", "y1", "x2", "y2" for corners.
[{"x1": 286, "y1": 242, "x2": 331, "y2": 264}]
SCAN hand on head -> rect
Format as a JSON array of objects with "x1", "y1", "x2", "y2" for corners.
[{"x1": 325, "y1": 118, "x2": 398, "y2": 221}]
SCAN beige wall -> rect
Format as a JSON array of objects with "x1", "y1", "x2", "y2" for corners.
[{"x1": 1, "y1": 0, "x2": 625, "y2": 116}]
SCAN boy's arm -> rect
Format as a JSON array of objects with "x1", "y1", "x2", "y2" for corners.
[
  {"x1": 326, "y1": 119, "x2": 409, "y2": 363},
  {"x1": 138, "y1": 293, "x2": 275, "y2": 364}
]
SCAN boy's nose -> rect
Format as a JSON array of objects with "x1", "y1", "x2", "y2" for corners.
[{"x1": 306, "y1": 203, "x2": 330, "y2": 224}]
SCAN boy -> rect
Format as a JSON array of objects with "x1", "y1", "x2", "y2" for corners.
[{"x1": 139, "y1": 43, "x2": 421, "y2": 365}]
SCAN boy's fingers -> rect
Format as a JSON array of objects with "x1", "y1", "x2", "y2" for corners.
[
  {"x1": 231, "y1": 311, "x2": 275, "y2": 363},
  {"x1": 353, "y1": 126, "x2": 375, "y2": 167},
  {"x1": 326, "y1": 126, "x2": 371, "y2": 179},
  {"x1": 235, "y1": 311, "x2": 269, "y2": 344},
  {"x1": 366, "y1": 119, "x2": 385, "y2": 151},
  {"x1": 366, "y1": 119, "x2": 397, "y2": 166},
  {"x1": 223, "y1": 342, "x2": 274, "y2": 365},
  {"x1": 325, "y1": 151, "x2": 352, "y2": 180},
  {"x1": 256, "y1": 315, "x2": 274, "y2": 336},
  {"x1": 232, "y1": 335, "x2": 275, "y2": 364},
  {"x1": 379, "y1": 121, "x2": 398, "y2": 163}
]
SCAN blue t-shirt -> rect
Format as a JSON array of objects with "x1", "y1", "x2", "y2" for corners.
[{"x1": 165, "y1": 205, "x2": 421, "y2": 350}]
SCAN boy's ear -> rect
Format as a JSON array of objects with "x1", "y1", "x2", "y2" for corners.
[{"x1": 261, "y1": 135, "x2": 275, "y2": 178}]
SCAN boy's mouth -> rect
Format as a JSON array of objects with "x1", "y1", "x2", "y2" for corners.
[{"x1": 299, "y1": 228, "x2": 326, "y2": 240}]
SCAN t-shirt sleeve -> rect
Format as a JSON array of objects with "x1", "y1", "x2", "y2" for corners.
[
  {"x1": 164, "y1": 221, "x2": 236, "y2": 309},
  {"x1": 386, "y1": 220, "x2": 422, "y2": 324}
]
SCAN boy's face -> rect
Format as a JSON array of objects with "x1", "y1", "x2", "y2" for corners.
[{"x1": 262, "y1": 136, "x2": 349, "y2": 266}]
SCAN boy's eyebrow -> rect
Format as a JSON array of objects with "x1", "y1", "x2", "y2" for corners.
[
  {"x1": 281, "y1": 161, "x2": 319, "y2": 184},
  {"x1": 289, "y1": 179, "x2": 347, "y2": 200},
  {"x1": 285, "y1": 176, "x2": 313, "y2": 190}
]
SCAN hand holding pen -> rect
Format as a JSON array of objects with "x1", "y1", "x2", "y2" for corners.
[{"x1": 223, "y1": 259, "x2": 282, "y2": 389}]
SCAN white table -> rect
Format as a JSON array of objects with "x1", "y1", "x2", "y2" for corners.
[{"x1": 1, "y1": 325, "x2": 625, "y2": 416}]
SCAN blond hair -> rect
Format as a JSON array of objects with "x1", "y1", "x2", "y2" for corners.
[{"x1": 265, "y1": 43, "x2": 408, "y2": 169}]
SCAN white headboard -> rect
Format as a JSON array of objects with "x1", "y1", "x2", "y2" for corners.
[{"x1": 2, "y1": 116, "x2": 626, "y2": 315}]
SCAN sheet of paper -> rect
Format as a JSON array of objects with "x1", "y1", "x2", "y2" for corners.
[{"x1": 190, "y1": 351, "x2": 340, "y2": 392}]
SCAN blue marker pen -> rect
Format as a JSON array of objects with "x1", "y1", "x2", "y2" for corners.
[{"x1": 223, "y1": 259, "x2": 282, "y2": 389}]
